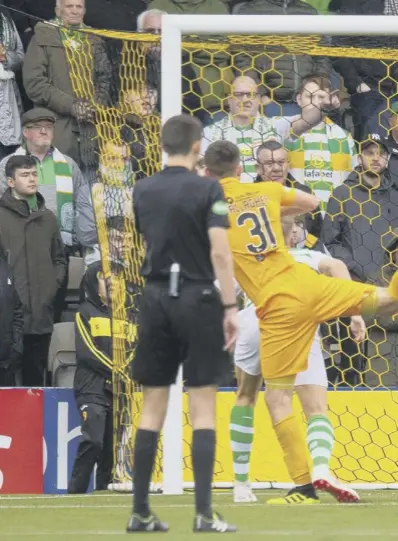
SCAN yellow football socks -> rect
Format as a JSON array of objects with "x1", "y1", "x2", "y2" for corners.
[{"x1": 274, "y1": 414, "x2": 312, "y2": 486}]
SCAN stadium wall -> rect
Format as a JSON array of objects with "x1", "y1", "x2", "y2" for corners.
[{"x1": 1, "y1": 389, "x2": 397, "y2": 494}]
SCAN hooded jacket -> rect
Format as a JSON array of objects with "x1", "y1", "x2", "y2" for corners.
[
  {"x1": 74, "y1": 262, "x2": 137, "y2": 405},
  {"x1": 74, "y1": 262, "x2": 113, "y2": 406},
  {"x1": 321, "y1": 169, "x2": 398, "y2": 283},
  {"x1": 233, "y1": 0, "x2": 330, "y2": 102},
  {"x1": 0, "y1": 243, "x2": 23, "y2": 368},
  {"x1": 0, "y1": 189, "x2": 66, "y2": 335}
]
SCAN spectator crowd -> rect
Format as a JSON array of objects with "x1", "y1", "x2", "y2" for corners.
[{"x1": 1, "y1": 0, "x2": 398, "y2": 393}]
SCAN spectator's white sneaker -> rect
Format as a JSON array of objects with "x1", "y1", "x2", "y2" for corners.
[
  {"x1": 233, "y1": 481, "x2": 257, "y2": 503},
  {"x1": 312, "y1": 468, "x2": 360, "y2": 503}
]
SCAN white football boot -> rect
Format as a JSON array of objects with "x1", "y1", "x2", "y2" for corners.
[
  {"x1": 312, "y1": 467, "x2": 360, "y2": 503},
  {"x1": 233, "y1": 481, "x2": 258, "y2": 503}
]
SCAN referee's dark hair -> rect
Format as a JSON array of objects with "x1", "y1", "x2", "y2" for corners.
[
  {"x1": 204, "y1": 140, "x2": 241, "y2": 178},
  {"x1": 161, "y1": 114, "x2": 203, "y2": 156}
]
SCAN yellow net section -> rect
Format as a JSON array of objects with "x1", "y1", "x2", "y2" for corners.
[{"x1": 66, "y1": 27, "x2": 398, "y2": 488}]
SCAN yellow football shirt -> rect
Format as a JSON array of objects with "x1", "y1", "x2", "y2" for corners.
[{"x1": 220, "y1": 177, "x2": 297, "y2": 307}]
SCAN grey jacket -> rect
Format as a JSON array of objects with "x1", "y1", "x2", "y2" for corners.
[
  {"x1": 233, "y1": 0, "x2": 330, "y2": 102},
  {"x1": 322, "y1": 169, "x2": 398, "y2": 283}
]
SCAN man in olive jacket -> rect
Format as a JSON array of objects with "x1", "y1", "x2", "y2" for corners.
[
  {"x1": 0, "y1": 155, "x2": 66, "y2": 387},
  {"x1": 22, "y1": 0, "x2": 110, "y2": 169}
]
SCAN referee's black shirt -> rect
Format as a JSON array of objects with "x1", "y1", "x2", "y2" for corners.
[{"x1": 133, "y1": 166, "x2": 229, "y2": 282}]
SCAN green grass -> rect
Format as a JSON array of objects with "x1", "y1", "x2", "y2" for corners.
[{"x1": 1, "y1": 490, "x2": 398, "y2": 540}]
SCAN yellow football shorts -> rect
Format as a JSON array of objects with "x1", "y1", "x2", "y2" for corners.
[{"x1": 257, "y1": 264, "x2": 376, "y2": 380}]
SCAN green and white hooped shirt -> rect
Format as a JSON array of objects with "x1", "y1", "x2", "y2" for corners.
[
  {"x1": 285, "y1": 118, "x2": 357, "y2": 209},
  {"x1": 202, "y1": 113, "x2": 294, "y2": 184}
]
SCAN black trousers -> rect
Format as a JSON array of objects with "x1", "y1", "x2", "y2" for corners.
[
  {"x1": 68, "y1": 402, "x2": 113, "y2": 494},
  {"x1": 0, "y1": 366, "x2": 16, "y2": 387},
  {"x1": 330, "y1": 318, "x2": 368, "y2": 387},
  {"x1": 21, "y1": 334, "x2": 52, "y2": 387}
]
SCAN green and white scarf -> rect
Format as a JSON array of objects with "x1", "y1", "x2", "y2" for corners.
[
  {"x1": 52, "y1": 17, "x2": 95, "y2": 101},
  {"x1": 14, "y1": 146, "x2": 74, "y2": 245},
  {"x1": 53, "y1": 16, "x2": 86, "y2": 49}
]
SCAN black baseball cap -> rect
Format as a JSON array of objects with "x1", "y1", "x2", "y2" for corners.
[
  {"x1": 360, "y1": 134, "x2": 390, "y2": 154},
  {"x1": 21, "y1": 108, "x2": 57, "y2": 126}
]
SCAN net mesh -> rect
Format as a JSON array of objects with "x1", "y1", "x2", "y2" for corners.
[{"x1": 65, "y1": 27, "x2": 398, "y2": 487}]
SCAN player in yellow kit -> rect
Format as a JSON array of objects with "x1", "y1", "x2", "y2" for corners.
[{"x1": 204, "y1": 139, "x2": 398, "y2": 498}]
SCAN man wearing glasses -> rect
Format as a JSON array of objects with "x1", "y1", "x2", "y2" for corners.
[{"x1": 202, "y1": 75, "x2": 339, "y2": 183}]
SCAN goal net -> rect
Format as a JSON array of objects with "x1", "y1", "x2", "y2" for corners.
[{"x1": 66, "y1": 14, "x2": 398, "y2": 492}]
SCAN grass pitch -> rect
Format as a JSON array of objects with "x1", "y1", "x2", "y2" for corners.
[{"x1": 1, "y1": 490, "x2": 397, "y2": 540}]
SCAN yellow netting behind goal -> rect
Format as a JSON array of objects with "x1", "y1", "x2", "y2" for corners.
[{"x1": 66, "y1": 27, "x2": 398, "y2": 488}]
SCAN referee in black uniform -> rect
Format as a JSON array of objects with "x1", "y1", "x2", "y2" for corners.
[{"x1": 126, "y1": 114, "x2": 238, "y2": 534}]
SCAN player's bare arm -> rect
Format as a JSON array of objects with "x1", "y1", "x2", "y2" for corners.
[
  {"x1": 208, "y1": 227, "x2": 239, "y2": 352},
  {"x1": 318, "y1": 257, "x2": 366, "y2": 342},
  {"x1": 281, "y1": 189, "x2": 320, "y2": 217}
]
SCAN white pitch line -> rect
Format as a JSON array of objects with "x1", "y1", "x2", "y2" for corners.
[
  {"x1": 1, "y1": 501, "x2": 398, "y2": 510},
  {"x1": 2, "y1": 531, "x2": 398, "y2": 538},
  {"x1": 0, "y1": 490, "x2": 385, "y2": 501}
]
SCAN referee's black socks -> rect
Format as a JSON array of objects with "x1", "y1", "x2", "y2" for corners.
[
  {"x1": 192, "y1": 429, "x2": 216, "y2": 519},
  {"x1": 133, "y1": 429, "x2": 160, "y2": 517}
]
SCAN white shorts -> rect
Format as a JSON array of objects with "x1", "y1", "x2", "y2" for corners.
[{"x1": 235, "y1": 306, "x2": 328, "y2": 387}]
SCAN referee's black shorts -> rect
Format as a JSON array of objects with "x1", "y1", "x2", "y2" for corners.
[{"x1": 131, "y1": 281, "x2": 231, "y2": 387}]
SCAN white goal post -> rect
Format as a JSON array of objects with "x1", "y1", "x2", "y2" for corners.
[{"x1": 160, "y1": 14, "x2": 398, "y2": 496}]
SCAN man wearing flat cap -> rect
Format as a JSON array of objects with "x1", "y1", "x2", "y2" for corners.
[{"x1": 0, "y1": 107, "x2": 85, "y2": 323}]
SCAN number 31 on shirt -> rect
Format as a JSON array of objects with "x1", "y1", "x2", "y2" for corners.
[{"x1": 237, "y1": 206, "x2": 277, "y2": 254}]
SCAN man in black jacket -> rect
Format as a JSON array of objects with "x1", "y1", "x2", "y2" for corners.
[
  {"x1": 68, "y1": 261, "x2": 114, "y2": 494},
  {"x1": 254, "y1": 140, "x2": 323, "y2": 238},
  {"x1": 322, "y1": 135, "x2": 398, "y2": 281},
  {"x1": 0, "y1": 242, "x2": 24, "y2": 387},
  {"x1": 322, "y1": 134, "x2": 398, "y2": 385},
  {"x1": 330, "y1": 0, "x2": 398, "y2": 141},
  {"x1": 0, "y1": 155, "x2": 66, "y2": 387}
]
